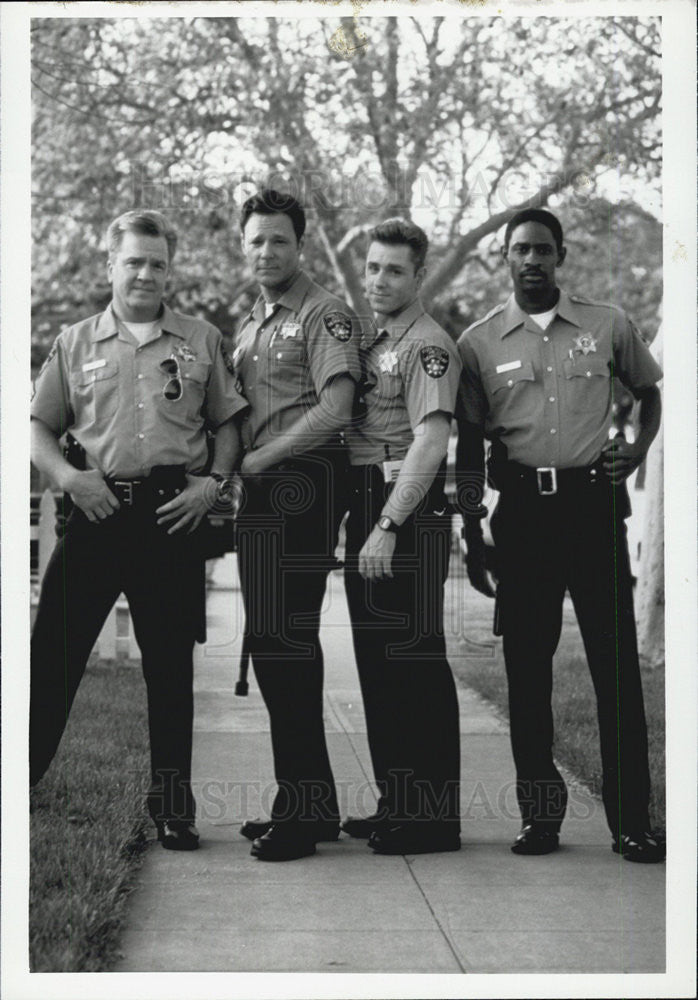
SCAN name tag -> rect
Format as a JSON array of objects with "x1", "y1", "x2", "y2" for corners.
[
  {"x1": 496, "y1": 360, "x2": 522, "y2": 374},
  {"x1": 82, "y1": 358, "x2": 106, "y2": 372}
]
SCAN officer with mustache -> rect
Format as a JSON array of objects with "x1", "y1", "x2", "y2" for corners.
[{"x1": 456, "y1": 208, "x2": 664, "y2": 862}]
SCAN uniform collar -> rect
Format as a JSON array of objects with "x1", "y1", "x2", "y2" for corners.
[
  {"x1": 500, "y1": 288, "x2": 581, "y2": 338},
  {"x1": 250, "y1": 270, "x2": 312, "y2": 324},
  {"x1": 92, "y1": 302, "x2": 186, "y2": 341},
  {"x1": 366, "y1": 298, "x2": 425, "y2": 348}
]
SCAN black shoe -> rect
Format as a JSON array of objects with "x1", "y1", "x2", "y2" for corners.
[
  {"x1": 340, "y1": 813, "x2": 387, "y2": 839},
  {"x1": 156, "y1": 820, "x2": 200, "y2": 852},
  {"x1": 368, "y1": 824, "x2": 461, "y2": 856},
  {"x1": 241, "y1": 817, "x2": 340, "y2": 842},
  {"x1": 511, "y1": 824, "x2": 560, "y2": 856},
  {"x1": 250, "y1": 824, "x2": 317, "y2": 862},
  {"x1": 612, "y1": 830, "x2": 665, "y2": 863}
]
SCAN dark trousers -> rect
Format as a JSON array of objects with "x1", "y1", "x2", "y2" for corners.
[
  {"x1": 343, "y1": 465, "x2": 460, "y2": 831},
  {"x1": 30, "y1": 499, "x2": 203, "y2": 824},
  {"x1": 236, "y1": 449, "x2": 346, "y2": 827},
  {"x1": 490, "y1": 477, "x2": 651, "y2": 839}
]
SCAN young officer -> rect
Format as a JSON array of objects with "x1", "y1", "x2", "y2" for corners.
[
  {"x1": 30, "y1": 209, "x2": 247, "y2": 850},
  {"x1": 232, "y1": 189, "x2": 361, "y2": 861},
  {"x1": 342, "y1": 218, "x2": 462, "y2": 855},
  {"x1": 456, "y1": 208, "x2": 664, "y2": 862}
]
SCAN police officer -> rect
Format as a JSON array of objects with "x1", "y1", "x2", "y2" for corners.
[
  {"x1": 31, "y1": 210, "x2": 247, "y2": 851},
  {"x1": 456, "y1": 208, "x2": 664, "y2": 862},
  {"x1": 341, "y1": 218, "x2": 462, "y2": 855},
  {"x1": 232, "y1": 189, "x2": 361, "y2": 861}
]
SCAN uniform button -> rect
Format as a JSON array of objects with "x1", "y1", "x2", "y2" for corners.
[
  {"x1": 138, "y1": 433, "x2": 145, "y2": 440},
  {"x1": 137, "y1": 373, "x2": 144, "y2": 380},
  {"x1": 137, "y1": 403, "x2": 144, "y2": 409},
  {"x1": 550, "y1": 428, "x2": 557, "y2": 435},
  {"x1": 546, "y1": 365, "x2": 553, "y2": 372},
  {"x1": 507, "y1": 379, "x2": 513, "y2": 387},
  {"x1": 549, "y1": 396, "x2": 555, "y2": 403},
  {"x1": 586, "y1": 371, "x2": 592, "y2": 377},
  {"x1": 543, "y1": 335, "x2": 549, "y2": 343},
  {"x1": 277, "y1": 352, "x2": 283, "y2": 359},
  {"x1": 184, "y1": 373, "x2": 190, "y2": 379},
  {"x1": 252, "y1": 354, "x2": 258, "y2": 362}
]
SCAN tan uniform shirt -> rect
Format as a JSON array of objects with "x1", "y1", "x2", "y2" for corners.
[
  {"x1": 31, "y1": 303, "x2": 248, "y2": 477},
  {"x1": 457, "y1": 290, "x2": 662, "y2": 469},
  {"x1": 347, "y1": 299, "x2": 462, "y2": 465},
  {"x1": 233, "y1": 270, "x2": 361, "y2": 450}
]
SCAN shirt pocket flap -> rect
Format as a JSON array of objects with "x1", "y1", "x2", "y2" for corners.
[
  {"x1": 563, "y1": 356, "x2": 610, "y2": 380},
  {"x1": 74, "y1": 361, "x2": 119, "y2": 386},
  {"x1": 179, "y1": 361, "x2": 210, "y2": 384},
  {"x1": 486, "y1": 361, "x2": 535, "y2": 394}
]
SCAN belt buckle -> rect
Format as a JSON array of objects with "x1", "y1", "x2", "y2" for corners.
[
  {"x1": 536, "y1": 467, "x2": 557, "y2": 496},
  {"x1": 113, "y1": 480, "x2": 134, "y2": 506}
]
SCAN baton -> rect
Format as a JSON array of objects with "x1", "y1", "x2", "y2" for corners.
[{"x1": 235, "y1": 627, "x2": 250, "y2": 696}]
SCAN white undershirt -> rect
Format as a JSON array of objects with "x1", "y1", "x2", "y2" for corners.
[
  {"x1": 528, "y1": 307, "x2": 557, "y2": 330},
  {"x1": 122, "y1": 320, "x2": 159, "y2": 345}
]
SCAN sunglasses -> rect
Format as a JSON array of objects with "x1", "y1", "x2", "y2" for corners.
[{"x1": 159, "y1": 356, "x2": 182, "y2": 401}]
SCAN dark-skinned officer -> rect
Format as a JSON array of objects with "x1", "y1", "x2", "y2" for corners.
[
  {"x1": 456, "y1": 207, "x2": 664, "y2": 862},
  {"x1": 341, "y1": 218, "x2": 462, "y2": 855},
  {"x1": 232, "y1": 189, "x2": 361, "y2": 861},
  {"x1": 30, "y1": 209, "x2": 247, "y2": 850}
]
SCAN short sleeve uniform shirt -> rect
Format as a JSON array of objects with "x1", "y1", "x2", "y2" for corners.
[
  {"x1": 457, "y1": 290, "x2": 662, "y2": 469},
  {"x1": 347, "y1": 298, "x2": 462, "y2": 466},
  {"x1": 232, "y1": 270, "x2": 361, "y2": 450},
  {"x1": 31, "y1": 303, "x2": 248, "y2": 478}
]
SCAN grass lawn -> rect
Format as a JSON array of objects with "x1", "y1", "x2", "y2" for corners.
[
  {"x1": 30, "y1": 659, "x2": 151, "y2": 972},
  {"x1": 447, "y1": 558, "x2": 666, "y2": 830}
]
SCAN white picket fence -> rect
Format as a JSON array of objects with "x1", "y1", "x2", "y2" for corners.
[{"x1": 33, "y1": 490, "x2": 140, "y2": 660}]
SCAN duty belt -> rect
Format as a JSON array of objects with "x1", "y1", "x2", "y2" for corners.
[
  {"x1": 105, "y1": 465, "x2": 186, "y2": 507},
  {"x1": 499, "y1": 461, "x2": 606, "y2": 497}
]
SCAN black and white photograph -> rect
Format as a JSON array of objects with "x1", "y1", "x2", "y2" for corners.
[{"x1": 1, "y1": 0, "x2": 696, "y2": 998}]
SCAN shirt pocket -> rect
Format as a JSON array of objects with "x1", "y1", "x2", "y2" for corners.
[
  {"x1": 178, "y1": 360, "x2": 210, "y2": 419},
  {"x1": 485, "y1": 361, "x2": 537, "y2": 419},
  {"x1": 562, "y1": 356, "x2": 610, "y2": 413},
  {"x1": 71, "y1": 362, "x2": 120, "y2": 423}
]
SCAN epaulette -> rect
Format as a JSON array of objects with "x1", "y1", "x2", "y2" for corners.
[
  {"x1": 463, "y1": 302, "x2": 506, "y2": 335},
  {"x1": 569, "y1": 293, "x2": 620, "y2": 313}
]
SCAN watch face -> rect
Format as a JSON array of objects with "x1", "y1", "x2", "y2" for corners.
[{"x1": 378, "y1": 516, "x2": 394, "y2": 532}]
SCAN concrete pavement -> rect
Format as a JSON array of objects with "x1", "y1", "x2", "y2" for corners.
[{"x1": 116, "y1": 553, "x2": 665, "y2": 974}]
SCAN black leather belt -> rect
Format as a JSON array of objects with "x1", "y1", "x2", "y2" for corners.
[
  {"x1": 499, "y1": 461, "x2": 606, "y2": 496},
  {"x1": 105, "y1": 465, "x2": 186, "y2": 507}
]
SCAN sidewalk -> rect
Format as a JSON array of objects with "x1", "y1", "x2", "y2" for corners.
[{"x1": 116, "y1": 554, "x2": 665, "y2": 974}]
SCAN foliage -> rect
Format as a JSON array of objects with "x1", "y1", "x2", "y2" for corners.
[
  {"x1": 29, "y1": 660, "x2": 151, "y2": 971},
  {"x1": 31, "y1": 14, "x2": 661, "y2": 360}
]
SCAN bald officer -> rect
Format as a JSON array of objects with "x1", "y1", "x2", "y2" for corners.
[
  {"x1": 31, "y1": 209, "x2": 247, "y2": 851},
  {"x1": 341, "y1": 218, "x2": 461, "y2": 855},
  {"x1": 232, "y1": 189, "x2": 360, "y2": 861},
  {"x1": 456, "y1": 208, "x2": 664, "y2": 862}
]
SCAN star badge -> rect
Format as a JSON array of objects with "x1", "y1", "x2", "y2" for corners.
[
  {"x1": 378, "y1": 350, "x2": 398, "y2": 374},
  {"x1": 572, "y1": 333, "x2": 598, "y2": 356}
]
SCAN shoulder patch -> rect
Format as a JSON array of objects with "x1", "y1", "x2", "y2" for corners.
[
  {"x1": 420, "y1": 345, "x2": 450, "y2": 379},
  {"x1": 323, "y1": 311, "x2": 352, "y2": 342}
]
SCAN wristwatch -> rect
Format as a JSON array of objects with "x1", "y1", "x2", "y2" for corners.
[
  {"x1": 376, "y1": 515, "x2": 398, "y2": 533},
  {"x1": 209, "y1": 473, "x2": 236, "y2": 504}
]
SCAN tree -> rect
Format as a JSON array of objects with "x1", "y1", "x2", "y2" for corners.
[{"x1": 31, "y1": 14, "x2": 661, "y2": 352}]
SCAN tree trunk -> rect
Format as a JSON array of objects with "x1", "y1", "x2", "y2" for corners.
[{"x1": 636, "y1": 324, "x2": 664, "y2": 668}]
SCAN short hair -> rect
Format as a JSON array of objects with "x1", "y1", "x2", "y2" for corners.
[
  {"x1": 240, "y1": 188, "x2": 306, "y2": 242},
  {"x1": 107, "y1": 210, "x2": 178, "y2": 263},
  {"x1": 503, "y1": 208, "x2": 564, "y2": 253},
  {"x1": 368, "y1": 217, "x2": 428, "y2": 271}
]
